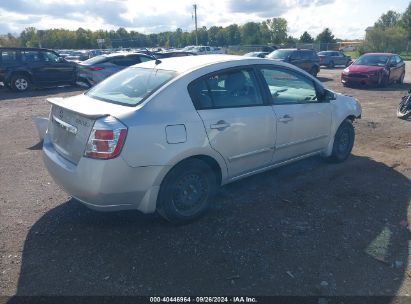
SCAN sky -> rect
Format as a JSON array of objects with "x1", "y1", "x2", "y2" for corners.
[{"x1": 0, "y1": 0, "x2": 410, "y2": 39}]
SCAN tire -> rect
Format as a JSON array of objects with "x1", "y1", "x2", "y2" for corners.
[
  {"x1": 397, "y1": 95, "x2": 411, "y2": 120},
  {"x1": 157, "y1": 159, "x2": 217, "y2": 224},
  {"x1": 398, "y1": 72, "x2": 405, "y2": 84},
  {"x1": 309, "y1": 66, "x2": 318, "y2": 77},
  {"x1": 328, "y1": 61, "x2": 335, "y2": 69},
  {"x1": 10, "y1": 74, "x2": 31, "y2": 92},
  {"x1": 328, "y1": 120, "x2": 355, "y2": 163},
  {"x1": 380, "y1": 73, "x2": 389, "y2": 87}
]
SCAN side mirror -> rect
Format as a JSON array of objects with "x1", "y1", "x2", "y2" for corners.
[{"x1": 321, "y1": 89, "x2": 337, "y2": 101}]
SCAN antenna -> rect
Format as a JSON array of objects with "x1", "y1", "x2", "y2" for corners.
[{"x1": 193, "y1": 4, "x2": 198, "y2": 46}]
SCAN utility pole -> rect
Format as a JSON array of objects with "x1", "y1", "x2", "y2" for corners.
[{"x1": 193, "y1": 4, "x2": 198, "y2": 45}]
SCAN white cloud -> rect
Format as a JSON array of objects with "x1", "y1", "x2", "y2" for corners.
[{"x1": 0, "y1": 0, "x2": 409, "y2": 39}]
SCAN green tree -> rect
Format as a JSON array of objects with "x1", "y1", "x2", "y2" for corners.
[
  {"x1": 401, "y1": 3, "x2": 411, "y2": 40},
  {"x1": 363, "y1": 26, "x2": 407, "y2": 53},
  {"x1": 316, "y1": 28, "x2": 336, "y2": 43},
  {"x1": 375, "y1": 10, "x2": 401, "y2": 29},
  {"x1": 223, "y1": 24, "x2": 241, "y2": 45},
  {"x1": 299, "y1": 31, "x2": 314, "y2": 43},
  {"x1": 266, "y1": 18, "x2": 288, "y2": 44},
  {"x1": 240, "y1": 22, "x2": 262, "y2": 45}
]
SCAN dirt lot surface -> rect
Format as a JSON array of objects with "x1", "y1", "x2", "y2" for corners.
[{"x1": 0, "y1": 65, "x2": 410, "y2": 299}]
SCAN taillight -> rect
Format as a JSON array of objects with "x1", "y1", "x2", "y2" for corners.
[
  {"x1": 85, "y1": 117, "x2": 127, "y2": 159},
  {"x1": 88, "y1": 67, "x2": 104, "y2": 71}
]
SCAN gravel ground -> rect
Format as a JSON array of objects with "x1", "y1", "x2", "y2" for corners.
[{"x1": 0, "y1": 65, "x2": 410, "y2": 298}]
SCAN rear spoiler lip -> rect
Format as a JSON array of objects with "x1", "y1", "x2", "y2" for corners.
[{"x1": 47, "y1": 97, "x2": 109, "y2": 119}]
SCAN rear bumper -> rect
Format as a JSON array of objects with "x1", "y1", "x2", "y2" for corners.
[{"x1": 42, "y1": 136, "x2": 165, "y2": 213}]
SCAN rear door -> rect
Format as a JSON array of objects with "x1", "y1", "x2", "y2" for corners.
[
  {"x1": 189, "y1": 67, "x2": 276, "y2": 178},
  {"x1": 21, "y1": 50, "x2": 48, "y2": 83},
  {"x1": 257, "y1": 66, "x2": 332, "y2": 162}
]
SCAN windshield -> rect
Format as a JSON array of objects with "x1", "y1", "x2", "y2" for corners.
[
  {"x1": 86, "y1": 67, "x2": 177, "y2": 106},
  {"x1": 354, "y1": 55, "x2": 389, "y2": 67},
  {"x1": 266, "y1": 50, "x2": 293, "y2": 60}
]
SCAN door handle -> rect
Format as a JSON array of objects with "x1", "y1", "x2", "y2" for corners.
[
  {"x1": 279, "y1": 115, "x2": 293, "y2": 123},
  {"x1": 210, "y1": 120, "x2": 230, "y2": 130}
]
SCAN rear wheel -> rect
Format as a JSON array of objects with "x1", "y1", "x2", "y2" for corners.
[
  {"x1": 10, "y1": 74, "x2": 31, "y2": 92},
  {"x1": 397, "y1": 95, "x2": 411, "y2": 120},
  {"x1": 398, "y1": 72, "x2": 405, "y2": 84},
  {"x1": 157, "y1": 159, "x2": 217, "y2": 224},
  {"x1": 328, "y1": 120, "x2": 355, "y2": 163}
]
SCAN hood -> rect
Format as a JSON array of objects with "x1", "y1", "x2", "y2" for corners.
[{"x1": 347, "y1": 64, "x2": 385, "y2": 73}]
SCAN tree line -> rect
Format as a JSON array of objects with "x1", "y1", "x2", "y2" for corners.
[
  {"x1": 0, "y1": 17, "x2": 338, "y2": 49},
  {"x1": 362, "y1": 3, "x2": 411, "y2": 53}
]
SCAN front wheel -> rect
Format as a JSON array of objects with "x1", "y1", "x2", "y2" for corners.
[
  {"x1": 398, "y1": 72, "x2": 405, "y2": 84},
  {"x1": 157, "y1": 159, "x2": 217, "y2": 224},
  {"x1": 328, "y1": 120, "x2": 355, "y2": 163}
]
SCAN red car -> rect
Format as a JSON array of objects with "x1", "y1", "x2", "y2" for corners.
[{"x1": 341, "y1": 53, "x2": 405, "y2": 87}]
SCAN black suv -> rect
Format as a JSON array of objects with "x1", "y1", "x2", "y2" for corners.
[
  {"x1": 266, "y1": 48, "x2": 320, "y2": 76},
  {"x1": 0, "y1": 48, "x2": 76, "y2": 92}
]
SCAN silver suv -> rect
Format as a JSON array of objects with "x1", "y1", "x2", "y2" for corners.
[{"x1": 43, "y1": 55, "x2": 361, "y2": 223}]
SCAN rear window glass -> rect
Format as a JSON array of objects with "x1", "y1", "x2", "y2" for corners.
[
  {"x1": 1, "y1": 51, "x2": 18, "y2": 63},
  {"x1": 82, "y1": 55, "x2": 108, "y2": 65},
  {"x1": 86, "y1": 67, "x2": 177, "y2": 106}
]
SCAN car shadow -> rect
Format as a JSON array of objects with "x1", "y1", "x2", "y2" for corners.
[
  {"x1": 0, "y1": 85, "x2": 84, "y2": 101},
  {"x1": 11, "y1": 155, "x2": 411, "y2": 298},
  {"x1": 317, "y1": 76, "x2": 334, "y2": 83}
]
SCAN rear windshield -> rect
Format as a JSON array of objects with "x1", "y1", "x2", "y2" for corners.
[
  {"x1": 82, "y1": 55, "x2": 108, "y2": 65},
  {"x1": 86, "y1": 67, "x2": 177, "y2": 106},
  {"x1": 267, "y1": 50, "x2": 293, "y2": 60}
]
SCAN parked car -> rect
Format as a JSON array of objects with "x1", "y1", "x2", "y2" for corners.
[
  {"x1": 42, "y1": 55, "x2": 361, "y2": 223},
  {"x1": 318, "y1": 51, "x2": 352, "y2": 68},
  {"x1": 76, "y1": 52, "x2": 155, "y2": 87},
  {"x1": 243, "y1": 52, "x2": 269, "y2": 58},
  {"x1": 0, "y1": 47, "x2": 76, "y2": 92},
  {"x1": 266, "y1": 48, "x2": 320, "y2": 76},
  {"x1": 341, "y1": 53, "x2": 405, "y2": 87}
]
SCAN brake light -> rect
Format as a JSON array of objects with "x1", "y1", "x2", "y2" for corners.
[
  {"x1": 88, "y1": 67, "x2": 104, "y2": 71},
  {"x1": 85, "y1": 117, "x2": 127, "y2": 159}
]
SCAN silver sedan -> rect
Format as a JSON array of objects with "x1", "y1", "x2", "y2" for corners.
[{"x1": 43, "y1": 55, "x2": 362, "y2": 223}]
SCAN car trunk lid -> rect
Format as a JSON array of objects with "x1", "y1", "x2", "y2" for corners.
[{"x1": 47, "y1": 94, "x2": 135, "y2": 164}]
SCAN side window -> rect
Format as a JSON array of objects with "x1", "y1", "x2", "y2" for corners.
[
  {"x1": 396, "y1": 55, "x2": 403, "y2": 64},
  {"x1": 301, "y1": 51, "x2": 311, "y2": 60},
  {"x1": 259, "y1": 67, "x2": 319, "y2": 104},
  {"x1": 43, "y1": 51, "x2": 60, "y2": 62},
  {"x1": 21, "y1": 51, "x2": 41, "y2": 62},
  {"x1": 290, "y1": 51, "x2": 301, "y2": 60},
  {"x1": 1, "y1": 50, "x2": 18, "y2": 63},
  {"x1": 188, "y1": 69, "x2": 264, "y2": 109}
]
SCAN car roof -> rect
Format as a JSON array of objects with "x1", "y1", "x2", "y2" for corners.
[
  {"x1": 362, "y1": 53, "x2": 395, "y2": 56},
  {"x1": 102, "y1": 52, "x2": 151, "y2": 58},
  {"x1": 136, "y1": 54, "x2": 318, "y2": 77}
]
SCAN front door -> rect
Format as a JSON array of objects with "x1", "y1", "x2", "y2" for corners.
[
  {"x1": 189, "y1": 67, "x2": 276, "y2": 178},
  {"x1": 257, "y1": 66, "x2": 332, "y2": 163}
]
